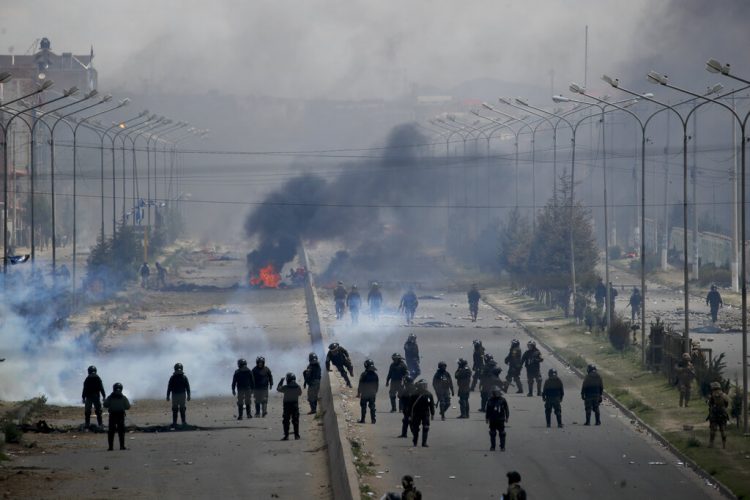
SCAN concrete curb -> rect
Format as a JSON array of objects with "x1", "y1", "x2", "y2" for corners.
[
  {"x1": 300, "y1": 246, "x2": 360, "y2": 500},
  {"x1": 483, "y1": 293, "x2": 737, "y2": 500}
]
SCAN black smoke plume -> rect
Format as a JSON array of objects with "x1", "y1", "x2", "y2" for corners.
[{"x1": 244, "y1": 124, "x2": 453, "y2": 280}]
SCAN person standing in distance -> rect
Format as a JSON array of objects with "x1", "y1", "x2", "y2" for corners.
[
  {"x1": 81, "y1": 365, "x2": 106, "y2": 430},
  {"x1": 357, "y1": 359, "x2": 379, "y2": 424},
  {"x1": 232, "y1": 358, "x2": 254, "y2": 420},
  {"x1": 252, "y1": 356, "x2": 273, "y2": 417},
  {"x1": 303, "y1": 352, "x2": 322, "y2": 414},
  {"x1": 103, "y1": 382, "x2": 130, "y2": 451},
  {"x1": 167, "y1": 362, "x2": 191, "y2": 428}
]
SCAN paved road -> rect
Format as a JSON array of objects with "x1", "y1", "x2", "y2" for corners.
[{"x1": 319, "y1": 289, "x2": 723, "y2": 499}]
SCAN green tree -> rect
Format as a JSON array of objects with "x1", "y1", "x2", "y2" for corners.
[{"x1": 499, "y1": 208, "x2": 532, "y2": 284}]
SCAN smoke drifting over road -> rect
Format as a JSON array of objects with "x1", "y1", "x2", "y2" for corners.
[
  {"x1": 244, "y1": 124, "x2": 454, "y2": 281},
  {"x1": 0, "y1": 298, "x2": 310, "y2": 405}
]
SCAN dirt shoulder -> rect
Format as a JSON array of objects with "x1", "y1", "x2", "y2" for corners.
[{"x1": 483, "y1": 288, "x2": 750, "y2": 499}]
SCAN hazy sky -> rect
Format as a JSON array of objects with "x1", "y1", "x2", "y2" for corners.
[{"x1": 2, "y1": 1, "x2": 746, "y2": 100}]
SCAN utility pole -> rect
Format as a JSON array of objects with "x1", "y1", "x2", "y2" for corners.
[
  {"x1": 731, "y1": 93, "x2": 740, "y2": 292},
  {"x1": 692, "y1": 113, "x2": 700, "y2": 279},
  {"x1": 661, "y1": 108, "x2": 670, "y2": 271}
]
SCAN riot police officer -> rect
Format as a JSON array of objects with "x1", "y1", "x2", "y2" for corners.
[
  {"x1": 398, "y1": 376, "x2": 416, "y2": 438},
  {"x1": 409, "y1": 379, "x2": 435, "y2": 447},
  {"x1": 521, "y1": 341, "x2": 543, "y2": 397},
  {"x1": 326, "y1": 342, "x2": 354, "y2": 388},
  {"x1": 485, "y1": 386, "x2": 510, "y2": 451},
  {"x1": 386, "y1": 353, "x2": 409, "y2": 412},
  {"x1": 357, "y1": 359, "x2": 379, "y2": 423},
  {"x1": 333, "y1": 281, "x2": 347, "y2": 320},
  {"x1": 232, "y1": 358, "x2": 254, "y2": 420},
  {"x1": 277, "y1": 373, "x2": 302, "y2": 440},
  {"x1": 167, "y1": 362, "x2": 191, "y2": 427},
  {"x1": 504, "y1": 339, "x2": 524, "y2": 394},
  {"x1": 581, "y1": 364, "x2": 604, "y2": 425},
  {"x1": 303, "y1": 352, "x2": 322, "y2": 414},
  {"x1": 252, "y1": 356, "x2": 273, "y2": 417},
  {"x1": 432, "y1": 361, "x2": 454, "y2": 421},
  {"x1": 81, "y1": 365, "x2": 106, "y2": 429},
  {"x1": 542, "y1": 368, "x2": 564, "y2": 428},
  {"x1": 404, "y1": 334, "x2": 421, "y2": 378},
  {"x1": 103, "y1": 382, "x2": 130, "y2": 451},
  {"x1": 479, "y1": 354, "x2": 498, "y2": 412},
  {"x1": 467, "y1": 284, "x2": 481, "y2": 322},
  {"x1": 455, "y1": 358, "x2": 472, "y2": 418},
  {"x1": 470, "y1": 339, "x2": 485, "y2": 391}
]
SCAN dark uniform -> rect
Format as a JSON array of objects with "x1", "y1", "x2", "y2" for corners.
[
  {"x1": 139, "y1": 262, "x2": 150, "y2": 288},
  {"x1": 252, "y1": 357, "x2": 273, "y2": 417},
  {"x1": 155, "y1": 262, "x2": 167, "y2": 288},
  {"x1": 277, "y1": 373, "x2": 303, "y2": 440},
  {"x1": 303, "y1": 353, "x2": 322, "y2": 414},
  {"x1": 485, "y1": 388, "x2": 510, "y2": 451},
  {"x1": 595, "y1": 279, "x2": 606, "y2": 309},
  {"x1": 542, "y1": 369, "x2": 564, "y2": 428},
  {"x1": 333, "y1": 282, "x2": 347, "y2": 320},
  {"x1": 232, "y1": 359, "x2": 255, "y2": 420},
  {"x1": 432, "y1": 363, "x2": 455, "y2": 420},
  {"x1": 504, "y1": 340, "x2": 524, "y2": 394},
  {"x1": 326, "y1": 343, "x2": 353, "y2": 388},
  {"x1": 367, "y1": 283, "x2": 383, "y2": 320},
  {"x1": 401, "y1": 475, "x2": 422, "y2": 500},
  {"x1": 468, "y1": 285, "x2": 481, "y2": 322},
  {"x1": 398, "y1": 377, "x2": 416, "y2": 438},
  {"x1": 521, "y1": 342, "x2": 543, "y2": 397},
  {"x1": 167, "y1": 363, "x2": 191, "y2": 426},
  {"x1": 629, "y1": 288, "x2": 642, "y2": 321},
  {"x1": 479, "y1": 356, "x2": 499, "y2": 412},
  {"x1": 581, "y1": 364, "x2": 604, "y2": 425},
  {"x1": 470, "y1": 340, "x2": 485, "y2": 391},
  {"x1": 386, "y1": 354, "x2": 409, "y2": 412},
  {"x1": 675, "y1": 353, "x2": 696, "y2": 407},
  {"x1": 608, "y1": 283, "x2": 618, "y2": 313},
  {"x1": 346, "y1": 286, "x2": 361, "y2": 325},
  {"x1": 399, "y1": 289, "x2": 419, "y2": 325},
  {"x1": 357, "y1": 360, "x2": 379, "y2": 423},
  {"x1": 505, "y1": 471, "x2": 527, "y2": 500},
  {"x1": 81, "y1": 366, "x2": 106, "y2": 429},
  {"x1": 404, "y1": 334, "x2": 421, "y2": 378},
  {"x1": 103, "y1": 383, "x2": 130, "y2": 451},
  {"x1": 455, "y1": 359, "x2": 472, "y2": 418},
  {"x1": 707, "y1": 381, "x2": 730, "y2": 448},
  {"x1": 706, "y1": 286, "x2": 723, "y2": 323},
  {"x1": 409, "y1": 381, "x2": 435, "y2": 447}
]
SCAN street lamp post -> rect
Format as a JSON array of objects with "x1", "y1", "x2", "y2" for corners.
[{"x1": 111, "y1": 113, "x2": 151, "y2": 232}]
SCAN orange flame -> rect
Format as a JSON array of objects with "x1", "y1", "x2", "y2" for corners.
[{"x1": 250, "y1": 264, "x2": 281, "y2": 288}]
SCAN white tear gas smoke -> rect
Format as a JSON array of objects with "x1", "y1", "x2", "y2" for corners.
[{"x1": 0, "y1": 301, "x2": 312, "y2": 406}]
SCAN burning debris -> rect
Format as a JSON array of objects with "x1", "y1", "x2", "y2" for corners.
[{"x1": 249, "y1": 264, "x2": 282, "y2": 289}]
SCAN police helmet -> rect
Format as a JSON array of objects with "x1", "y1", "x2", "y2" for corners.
[
  {"x1": 174, "y1": 362, "x2": 183, "y2": 372},
  {"x1": 372, "y1": 282, "x2": 379, "y2": 288},
  {"x1": 484, "y1": 353, "x2": 494, "y2": 362},
  {"x1": 238, "y1": 358, "x2": 247, "y2": 368},
  {"x1": 392, "y1": 352, "x2": 401, "y2": 361},
  {"x1": 337, "y1": 281, "x2": 343, "y2": 285},
  {"x1": 438, "y1": 361, "x2": 447, "y2": 370},
  {"x1": 113, "y1": 382, "x2": 123, "y2": 392},
  {"x1": 587, "y1": 364, "x2": 597, "y2": 373},
  {"x1": 548, "y1": 368, "x2": 557, "y2": 377},
  {"x1": 256, "y1": 356, "x2": 265, "y2": 365},
  {"x1": 407, "y1": 333, "x2": 417, "y2": 342},
  {"x1": 527, "y1": 340, "x2": 536, "y2": 348},
  {"x1": 457, "y1": 358, "x2": 468, "y2": 367},
  {"x1": 473, "y1": 339, "x2": 482, "y2": 348},
  {"x1": 329, "y1": 342, "x2": 339, "y2": 350},
  {"x1": 402, "y1": 475, "x2": 415, "y2": 489},
  {"x1": 364, "y1": 359, "x2": 375, "y2": 369},
  {"x1": 309, "y1": 352, "x2": 318, "y2": 363},
  {"x1": 286, "y1": 372, "x2": 296, "y2": 383},
  {"x1": 403, "y1": 375, "x2": 413, "y2": 385},
  {"x1": 492, "y1": 367, "x2": 503, "y2": 376},
  {"x1": 511, "y1": 339, "x2": 520, "y2": 347},
  {"x1": 415, "y1": 379, "x2": 428, "y2": 389},
  {"x1": 87, "y1": 365, "x2": 97, "y2": 375},
  {"x1": 710, "y1": 381, "x2": 721, "y2": 390},
  {"x1": 491, "y1": 385, "x2": 503, "y2": 397},
  {"x1": 507, "y1": 471, "x2": 522, "y2": 484},
  {"x1": 711, "y1": 284, "x2": 717, "y2": 290}
]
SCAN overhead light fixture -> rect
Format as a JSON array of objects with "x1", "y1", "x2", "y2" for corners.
[
  {"x1": 602, "y1": 74, "x2": 619, "y2": 88},
  {"x1": 647, "y1": 71, "x2": 668, "y2": 85}
]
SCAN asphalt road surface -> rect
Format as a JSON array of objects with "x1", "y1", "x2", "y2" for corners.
[{"x1": 320, "y1": 289, "x2": 723, "y2": 499}]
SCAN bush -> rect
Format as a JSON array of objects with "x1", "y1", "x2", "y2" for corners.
[
  {"x1": 695, "y1": 352, "x2": 728, "y2": 398},
  {"x1": 628, "y1": 253, "x2": 661, "y2": 274},
  {"x1": 3, "y1": 422, "x2": 21, "y2": 444},
  {"x1": 608, "y1": 245, "x2": 622, "y2": 260},
  {"x1": 608, "y1": 315, "x2": 631, "y2": 351}
]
